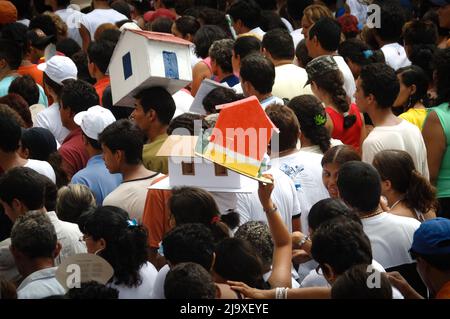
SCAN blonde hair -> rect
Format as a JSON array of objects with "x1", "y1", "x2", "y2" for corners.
[
  {"x1": 44, "y1": 12, "x2": 68, "y2": 41},
  {"x1": 56, "y1": 184, "x2": 96, "y2": 224},
  {"x1": 303, "y1": 4, "x2": 333, "y2": 25}
]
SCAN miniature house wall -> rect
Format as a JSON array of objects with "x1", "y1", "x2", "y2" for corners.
[{"x1": 109, "y1": 30, "x2": 193, "y2": 106}]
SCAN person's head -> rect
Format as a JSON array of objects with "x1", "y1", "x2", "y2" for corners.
[
  {"x1": 87, "y1": 40, "x2": 115, "y2": 78},
  {"x1": 435, "y1": 1, "x2": 450, "y2": 29},
  {"x1": 0, "y1": 111, "x2": 22, "y2": 153},
  {"x1": 66, "y1": 281, "x2": 119, "y2": 299},
  {"x1": 164, "y1": 262, "x2": 216, "y2": 299},
  {"x1": 260, "y1": 10, "x2": 287, "y2": 32},
  {"x1": 235, "y1": 221, "x2": 273, "y2": 268},
  {"x1": 97, "y1": 28, "x2": 121, "y2": 45},
  {"x1": 78, "y1": 206, "x2": 148, "y2": 287},
  {"x1": 262, "y1": 28, "x2": 294, "y2": 62},
  {"x1": 209, "y1": 39, "x2": 235, "y2": 76},
  {"x1": 60, "y1": 79, "x2": 99, "y2": 129},
  {"x1": 0, "y1": 94, "x2": 32, "y2": 128},
  {"x1": 193, "y1": 25, "x2": 229, "y2": 59},
  {"x1": 150, "y1": 17, "x2": 174, "y2": 33},
  {"x1": 197, "y1": 7, "x2": 230, "y2": 36},
  {"x1": 0, "y1": 0, "x2": 18, "y2": 28},
  {"x1": 308, "y1": 198, "x2": 360, "y2": 234},
  {"x1": 213, "y1": 237, "x2": 265, "y2": 288},
  {"x1": 98, "y1": 119, "x2": 145, "y2": 173},
  {"x1": 162, "y1": 223, "x2": 215, "y2": 270},
  {"x1": 240, "y1": 53, "x2": 275, "y2": 97},
  {"x1": 56, "y1": 184, "x2": 96, "y2": 224},
  {"x1": 311, "y1": 217, "x2": 372, "y2": 284},
  {"x1": 56, "y1": 38, "x2": 81, "y2": 60},
  {"x1": 301, "y1": 4, "x2": 333, "y2": 40},
  {"x1": 286, "y1": 0, "x2": 314, "y2": 25},
  {"x1": 288, "y1": 95, "x2": 331, "y2": 154},
  {"x1": 43, "y1": 11, "x2": 67, "y2": 42},
  {"x1": 29, "y1": 14, "x2": 58, "y2": 39},
  {"x1": 0, "y1": 167, "x2": 46, "y2": 221},
  {"x1": 10, "y1": 211, "x2": 61, "y2": 276},
  {"x1": 167, "y1": 113, "x2": 208, "y2": 136},
  {"x1": 337, "y1": 161, "x2": 381, "y2": 214},
  {"x1": 295, "y1": 39, "x2": 312, "y2": 68},
  {"x1": 306, "y1": 17, "x2": 340, "y2": 58},
  {"x1": 331, "y1": 264, "x2": 393, "y2": 299},
  {"x1": 393, "y1": 65, "x2": 430, "y2": 111},
  {"x1": 355, "y1": 63, "x2": 399, "y2": 112},
  {"x1": 305, "y1": 55, "x2": 355, "y2": 128},
  {"x1": 433, "y1": 47, "x2": 450, "y2": 105},
  {"x1": 232, "y1": 35, "x2": 261, "y2": 72},
  {"x1": 0, "y1": 39, "x2": 22, "y2": 72},
  {"x1": 94, "y1": 23, "x2": 119, "y2": 42},
  {"x1": 373, "y1": 150, "x2": 437, "y2": 217},
  {"x1": 0, "y1": 22, "x2": 29, "y2": 56},
  {"x1": 132, "y1": 87, "x2": 176, "y2": 134},
  {"x1": 8, "y1": 75, "x2": 40, "y2": 106},
  {"x1": 172, "y1": 15, "x2": 200, "y2": 42},
  {"x1": 0, "y1": 103, "x2": 26, "y2": 127},
  {"x1": 227, "y1": 0, "x2": 262, "y2": 35},
  {"x1": 337, "y1": 11, "x2": 359, "y2": 40},
  {"x1": 202, "y1": 87, "x2": 240, "y2": 114},
  {"x1": 338, "y1": 39, "x2": 385, "y2": 79},
  {"x1": 373, "y1": 1, "x2": 405, "y2": 45},
  {"x1": 409, "y1": 217, "x2": 450, "y2": 295},
  {"x1": 111, "y1": 0, "x2": 131, "y2": 18},
  {"x1": 265, "y1": 103, "x2": 300, "y2": 154},
  {"x1": 19, "y1": 127, "x2": 57, "y2": 161},
  {"x1": 39, "y1": 55, "x2": 78, "y2": 100}
]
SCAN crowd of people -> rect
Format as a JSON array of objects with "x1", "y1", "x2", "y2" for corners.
[{"x1": 0, "y1": 0, "x2": 449, "y2": 300}]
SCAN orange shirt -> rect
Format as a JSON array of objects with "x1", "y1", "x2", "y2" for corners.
[
  {"x1": 17, "y1": 64, "x2": 44, "y2": 87},
  {"x1": 436, "y1": 281, "x2": 450, "y2": 299},
  {"x1": 94, "y1": 76, "x2": 110, "y2": 106},
  {"x1": 141, "y1": 175, "x2": 173, "y2": 248}
]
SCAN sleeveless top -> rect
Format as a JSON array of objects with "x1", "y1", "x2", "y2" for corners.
[
  {"x1": 431, "y1": 103, "x2": 450, "y2": 198},
  {"x1": 326, "y1": 103, "x2": 363, "y2": 150}
]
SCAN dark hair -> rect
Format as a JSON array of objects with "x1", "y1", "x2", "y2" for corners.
[
  {"x1": 240, "y1": 53, "x2": 275, "y2": 94},
  {"x1": 111, "y1": 0, "x2": 131, "y2": 19},
  {"x1": 56, "y1": 38, "x2": 81, "y2": 59},
  {"x1": 66, "y1": 281, "x2": 119, "y2": 299},
  {"x1": 265, "y1": 103, "x2": 300, "y2": 152},
  {"x1": 162, "y1": 223, "x2": 215, "y2": 269},
  {"x1": 311, "y1": 218, "x2": 373, "y2": 275},
  {"x1": 308, "y1": 17, "x2": 341, "y2": 52},
  {"x1": 10, "y1": 0, "x2": 32, "y2": 19},
  {"x1": 97, "y1": 29, "x2": 121, "y2": 45},
  {"x1": 164, "y1": 262, "x2": 216, "y2": 299},
  {"x1": 288, "y1": 95, "x2": 331, "y2": 153},
  {"x1": 308, "y1": 198, "x2": 361, "y2": 232},
  {"x1": 295, "y1": 39, "x2": 312, "y2": 68},
  {"x1": 71, "y1": 51, "x2": 95, "y2": 85},
  {"x1": 331, "y1": 264, "x2": 393, "y2": 299},
  {"x1": 175, "y1": 15, "x2": 201, "y2": 38},
  {"x1": 202, "y1": 87, "x2": 240, "y2": 114},
  {"x1": 197, "y1": 7, "x2": 231, "y2": 36},
  {"x1": 0, "y1": 112, "x2": 21, "y2": 152},
  {"x1": 373, "y1": 1, "x2": 405, "y2": 43},
  {"x1": 151, "y1": 17, "x2": 174, "y2": 33},
  {"x1": 233, "y1": 35, "x2": 261, "y2": 60},
  {"x1": 396, "y1": 65, "x2": 430, "y2": 110},
  {"x1": 255, "y1": 0, "x2": 277, "y2": 10},
  {"x1": 169, "y1": 186, "x2": 234, "y2": 242},
  {"x1": 214, "y1": 238, "x2": 265, "y2": 289},
  {"x1": 87, "y1": 40, "x2": 116, "y2": 75},
  {"x1": 338, "y1": 39, "x2": 385, "y2": 66},
  {"x1": 78, "y1": 206, "x2": 148, "y2": 287},
  {"x1": 227, "y1": 0, "x2": 262, "y2": 30},
  {"x1": 337, "y1": 161, "x2": 381, "y2": 213},
  {"x1": 0, "y1": 94, "x2": 32, "y2": 128},
  {"x1": 359, "y1": 63, "x2": 399, "y2": 108},
  {"x1": 60, "y1": 79, "x2": 99, "y2": 113},
  {"x1": 0, "y1": 167, "x2": 46, "y2": 211},
  {"x1": 161, "y1": 0, "x2": 176, "y2": 8},
  {"x1": 99, "y1": 119, "x2": 145, "y2": 165},
  {"x1": 167, "y1": 113, "x2": 207, "y2": 135},
  {"x1": 20, "y1": 127, "x2": 57, "y2": 161},
  {"x1": 262, "y1": 28, "x2": 294, "y2": 60},
  {"x1": 235, "y1": 221, "x2": 273, "y2": 267},
  {"x1": 0, "y1": 22, "x2": 29, "y2": 55},
  {"x1": 29, "y1": 14, "x2": 57, "y2": 38},
  {"x1": 209, "y1": 39, "x2": 235, "y2": 73},
  {"x1": 56, "y1": 0, "x2": 71, "y2": 7},
  {"x1": 287, "y1": 0, "x2": 313, "y2": 22},
  {"x1": 0, "y1": 39, "x2": 22, "y2": 70},
  {"x1": 43, "y1": 72, "x2": 65, "y2": 99},
  {"x1": 193, "y1": 25, "x2": 229, "y2": 59},
  {"x1": 40, "y1": 174, "x2": 57, "y2": 212},
  {"x1": 260, "y1": 11, "x2": 287, "y2": 32},
  {"x1": 321, "y1": 145, "x2": 361, "y2": 167},
  {"x1": 48, "y1": 152, "x2": 69, "y2": 189},
  {"x1": 0, "y1": 278, "x2": 17, "y2": 299},
  {"x1": 8, "y1": 75, "x2": 40, "y2": 106},
  {"x1": 373, "y1": 150, "x2": 438, "y2": 216},
  {"x1": 433, "y1": 48, "x2": 450, "y2": 105},
  {"x1": 410, "y1": 251, "x2": 450, "y2": 271},
  {"x1": 134, "y1": 87, "x2": 176, "y2": 125}
]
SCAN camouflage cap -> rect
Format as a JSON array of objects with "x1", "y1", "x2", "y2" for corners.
[{"x1": 304, "y1": 55, "x2": 340, "y2": 87}]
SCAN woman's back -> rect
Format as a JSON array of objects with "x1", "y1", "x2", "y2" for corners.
[{"x1": 326, "y1": 103, "x2": 363, "y2": 150}]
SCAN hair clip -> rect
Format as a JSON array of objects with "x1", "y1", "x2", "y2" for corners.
[
  {"x1": 314, "y1": 114, "x2": 327, "y2": 126},
  {"x1": 127, "y1": 218, "x2": 138, "y2": 227},
  {"x1": 210, "y1": 216, "x2": 221, "y2": 224},
  {"x1": 343, "y1": 112, "x2": 350, "y2": 117},
  {"x1": 363, "y1": 50, "x2": 373, "y2": 59}
]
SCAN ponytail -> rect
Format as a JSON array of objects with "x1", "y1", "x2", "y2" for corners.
[
  {"x1": 328, "y1": 76, "x2": 356, "y2": 129},
  {"x1": 404, "y1": 170, "x2": 438, "y2": 216}
]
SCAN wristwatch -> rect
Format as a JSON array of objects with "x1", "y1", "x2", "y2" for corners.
[
  {"x1": 264, "y1": 205, "x2": 278, "y2": 214},
  {"x1": 298, "y1": 235, "x2": 310, "y2": 249}
]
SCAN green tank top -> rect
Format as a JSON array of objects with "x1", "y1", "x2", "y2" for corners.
[{"x1": 433, "y1": 103, "x2": 450, "y2": 198}]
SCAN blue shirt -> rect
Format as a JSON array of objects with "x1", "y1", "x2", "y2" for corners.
[
  {"x1": 0, "y1": 75, "x2": 48, "y2": 107},
  {"x1": 221, "y1": 74, "x2": 240, "y2": 88},
  {"x1": 71, "y1": 154, "x2": 122, "y2": 205}
]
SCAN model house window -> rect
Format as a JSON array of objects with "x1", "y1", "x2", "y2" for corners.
[
  {"x1": 214, "y1": 163, "x2": 228, "y2": 176},
  {"x1": 181, "y1": 161, "x2": 195, "y2": 175}
]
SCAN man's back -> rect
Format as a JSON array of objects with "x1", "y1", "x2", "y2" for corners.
[
  {"x1": 272, "y1": 64, "x2": 312, "y2": 100},
  {"x1": 81, "y1": 9, "x2": 127, "y2": 40}
]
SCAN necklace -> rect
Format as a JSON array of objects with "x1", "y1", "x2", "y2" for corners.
[
  {"x1": 390, "y1": 197, "x2": 405, "y2": 211},
  {"x1": 360, "y1": 209, "x2": 383, "y2": 219}
]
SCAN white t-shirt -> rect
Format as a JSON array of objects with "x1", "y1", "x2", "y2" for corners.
[
  {"x1": 232, "y1": 82, "x2": 243, "y2": 94},
  {"x1": 291, "y1": 29, "x2": 304, "y2": 50},
  {"x1": 103, "y1": 174, "x2": 160, "y2": 222},
  {"x1": 333, "y1": 55, "x2": 356, "y2": 103},
  {"x1": 236, "y1": 168, "x2": 300, "y2": 233},
  {"x1": 362, "y1": 212, "x2": 420, "y2": 269},
  {"x1": 381, "y1": 43, "x2": 411, "y2": 71},
  {"x1": 34, "y1": 102, "x2": 70, "y2": 145},
  {"x1": 362, "y1": 119, "x2": 429, "y2": 179},
  {"x1": 172, "y1": 89, "x2": 194, "y2": 118},
  {"x1": 17, "y1": 267, "x2": 65, "y2": 299},
  {"x1": 24, "y1": 159, "x2": 56, "y2": 183},
  {"x1": 151, "y1": 264, "x2": 170, "y2": 299},
  {"x1": 81, "y1": 8, "x2": 128, "y2": 40},
  {"x1": 270, "y1": 151, "x2": 329, "y2": 235},
  {"x1": 109, "y1": 262, "x2": 158, "y2": 299},
  {"x1": 248, "y1": 27, "x2": 266, "y2": 39},
  {"x1": 56, "y1": 8, "x2": 84, "y2": 46},
  {"x1": 272, "y1": 64, "x2": 312, "y2": 100},
  {"x1": 260, "y1": 95, "x2": 285, "y2": 109},
  {"x1": 300, "y1": 138, "x2": 343, "y2": 155}
]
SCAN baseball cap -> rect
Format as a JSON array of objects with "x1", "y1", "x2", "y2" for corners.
[
  {"x1": 410, "y1": 217, "x2": 450, "y2": 256},
  {"x1": 70, "y1": 0, "x2": 92, "y2": 10},
  {"x1": 38, "y1": 55, "x2": 78, "y2": 85},
  {"x1": 143, "y1": 8, "x2": 177, "y2": 23},
  {"x1": 74, "y1": 105, "x2": 116, "y2": 140},
  {"x1": 304, "y1": 55, "x2": 340, "y2": 87},
  {"x1": 0, "y1": 1, "x2": 17, "y2": 25}
]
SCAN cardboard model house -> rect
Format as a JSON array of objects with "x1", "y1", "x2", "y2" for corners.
[{"x1": 109, "y1": 30, "x2": 193, "y2": 106}]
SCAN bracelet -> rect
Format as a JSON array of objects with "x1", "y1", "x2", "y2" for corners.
[
  {"x1": 264, "y1": 205, "x2": 278, "y2": 214},
  {"x1": 298, "y1": 235, "x2": 310, "y2": 249},
  {"x1": 275, "y1": 287, "x2": 289, "y2": 299}
]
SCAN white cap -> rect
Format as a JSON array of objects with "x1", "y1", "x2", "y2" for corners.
[
  {"x1": 119, "y1": 22, "x2": 142, "y2": 32},
  {"x1": 38, "y1": 55, "x2": 78, "y2": 85},
  {"x1": 74, "y1": 105, "x2": 116, "y2": 140}
]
